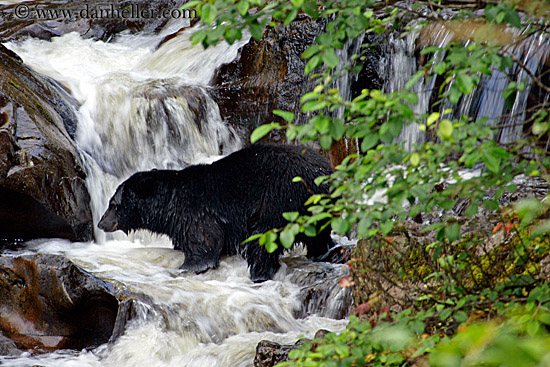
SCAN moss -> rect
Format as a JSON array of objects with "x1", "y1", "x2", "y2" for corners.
[{"x1": 350, "y1": 218, "x2": 550, "y2": 320}]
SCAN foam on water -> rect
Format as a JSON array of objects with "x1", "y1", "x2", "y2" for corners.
[
  {"x1": 2, "y1": 23, "x2": 350, "y2": 367},
  {"x1": 1, "y1": 237, "x2": 348, "y2": 367}
]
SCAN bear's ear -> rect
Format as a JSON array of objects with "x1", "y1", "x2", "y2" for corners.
[{"x1": 135, "y1": 176, "x2": 156, "y2": 199}]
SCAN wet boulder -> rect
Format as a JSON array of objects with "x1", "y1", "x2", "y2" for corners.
[
  {"x1": 283, "y1": 257, "x2": 353, "y2": 320},
  {"x1": 0, "y1": 254, "x2": 118, "y2": 352},
  {"x1": 211, "y1": 15, "x2": 325, "y2": 142},
  {"x1": 210, "y1": 15, "x2": 362, "y2": 166},
  {"x1": 0, "y1": 44, "x2": 93, "y2": 241},
  {"x1": 254, "y1": 340, "x2": 303, "y2": 367},
  {"x1": 253, "y1": 330, "x2": 329, "y2": 367}
]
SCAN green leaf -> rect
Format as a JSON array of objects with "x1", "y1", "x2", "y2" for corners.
[
  {"x1": 445, "y1": 223, "x2": 461, "y2": 242},
  {"x1": 380, "y1": 220, "x2": 394, "y2": 235},
  {"x1": 434, "y1": 62, "x2": 446, "y2": 75},
  {"x1": 302, "y1": 45, "x2": 320, "y2": 59},
  {"x1": 410, "y1": 152, "x2": 420, "y2": 167},
  {"x1": 264, "y1": 237, "x2": 278, "y2": 253},
  {"x1": 449, "y1": 84, "x2": 462, "y2": 105},
  {"x1": 329, "y1": 121, "x2": 345, "y2": 140},
  {"x1": 260, "y1": 232, "x2": 278, "y2": 252},
  {"x1": 505, "y1": 9, "x2": 522, "y2": 28},
  {"x1": 481, "y1": 149, "x2": 500, "y2": 173},
  {"x1": 331, "y1": 218, "x2": 349, "y2": 235},
  {"x1": 456, "y1": 71, "x2": 474, "y2": 94},
  {"x1": 280, "y1": 228, "x2": 295, "y2": 249},
  {"x1": 454, "y1": 311, "x2": 468, "y2": 323},
  {"x1": 242, "y1": 233, "x2": 262, "y2": 244},
  {"x1": 301, "y1": 0, "x2": 319, "y2": 18},
  {"x1": 532, "y1": 122, "x2": 549, "y2": 136},
  {"x1": 427, "y1": 112, "x2": 440, "y2": 126},
  {"x1": 420, "y1": 46, "x2": 442, "y2": 55},
  {"x1": 361, "y1": 134, "x2": 378, "y2": 152},
  {"x1": 465, "y1": 203, "x2": 478, "y2": 217},
  {"x1": 320, "y1": 135, "x2": 332, "y2": 149},
  {"x1": 440, "y1": 308, "x2": 453, "y2": 321},
  {"x1": 304, "y1": 54, "x2": 322, "y2": 74},
  {"x1": 357, "y1": 217, "x2": 372, "y2": 237},
  {"x1": 224, "y1": 27, "x2": 242, "y2": 44},
  {"x1": 302, "y1": 100, "x2": 329, "y2": 112},
  {"x1": 439, "y1": 200, "x2": 457, "y2": 211},
  {"x1": 190, "y1": 30, "x2": 207, "y2": 45},
  {"x1": 249, "y1": 22, "x2": 263, "y2": 40},
  {"x1": 202, "y1": 3, "x2": 218, "y2": 24},
  {"x1": 483, "y1": 199, "x2": 499, "y2": 211},
  {"x1": 438, "y1": 119, "x2": 454, "y2": 140},
  {"x1": 322, "y1": 48, "x2": 339, "y2": 69},
  {"x1": 314, "y1": 115, "x2": 330, "y2": 132},
  {"x1": 180, "y1": 1, "x2": 200, "y2": 9},
  {"x1": 251, "y1": 123, "x2": 281, "y2": 143},
  {"x1": 283, "y1": 212, "x2": 300, "y2": 222},
  {"x1": 237, "y1": 0, "x2": 250, "y2": 16},
  {"x1": 273, "y1": 110, "x2": 294, "y2": 123},
  {"x1": 485, "y1": 4, "x2": 500, "y2": 22},
  {"x1": 284, "y1": 8, "x2": 298, "y2": 26}
]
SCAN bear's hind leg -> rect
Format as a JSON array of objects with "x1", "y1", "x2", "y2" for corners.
[{"x1": 301, "y1": 227, "x2": 333, "y2": 261}]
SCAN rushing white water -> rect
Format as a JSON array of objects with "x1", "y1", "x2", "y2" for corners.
[
  {"x1": 1, "y1": 239, "x2": 349, "y2": 367},
  {"x1": 2, "y1": 21, "x2": 351, "y2": 367},
  {"x1": 6, "y1": 21, "x2": 246, "y2": 240}
]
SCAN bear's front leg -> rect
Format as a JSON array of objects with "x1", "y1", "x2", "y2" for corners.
[
  {"x1": 175, "y1": 227, "x2": 223, "y2": 274},
  {"x1": 179, "y1": 252, "x2": 219, "y2": 274}
]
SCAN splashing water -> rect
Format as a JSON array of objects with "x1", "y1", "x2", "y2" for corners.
[{"x1": 2, "y1": 21, "x2": 351, "y2": 367}]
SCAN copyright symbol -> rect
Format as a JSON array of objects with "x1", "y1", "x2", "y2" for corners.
[{"x1": 14, "y1": 4, "x2": 30, "y2": 19}]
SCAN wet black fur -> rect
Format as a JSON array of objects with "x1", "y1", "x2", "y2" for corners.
[{"x1": 100, "y1": 144, "x2": 334, "y2": 282}]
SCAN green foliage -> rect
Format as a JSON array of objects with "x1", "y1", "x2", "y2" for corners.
[{"x1": 189, "y1": 0, "x2": 550, "y2": 364}]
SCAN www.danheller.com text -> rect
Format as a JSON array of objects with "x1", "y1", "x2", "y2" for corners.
[{"x1": 9, "y1": 3, "x2": 197, "y2": 20}]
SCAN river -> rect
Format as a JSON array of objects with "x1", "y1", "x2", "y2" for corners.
[{"x1": 1, "y1": 17, "x2": 351, "y2": 367}]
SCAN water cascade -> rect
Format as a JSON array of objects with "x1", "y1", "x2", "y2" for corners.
[
  {"x1": 380, "y1": 19, "x2": 550, "y2": 148},
  {"x1": 1, "y1": 20, "x2": 351, "y2": 367}
]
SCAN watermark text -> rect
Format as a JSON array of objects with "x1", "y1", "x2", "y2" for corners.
[{"x1": 11, "y1": 3, "x2": 197, "y2": 20}]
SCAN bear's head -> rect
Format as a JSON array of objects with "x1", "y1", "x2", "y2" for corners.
[{"x1": 98, "y1": 172, "x2": 158, "y2": 234}]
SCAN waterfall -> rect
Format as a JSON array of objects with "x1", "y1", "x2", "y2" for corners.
[
  {"x1": 383, "y1": 21, "x2": 550, "y2": 147},
  {"x1": 379, "y1": 28, "x2": 431, "y2": 150},
  {"x1": 2, "y1": 19, "x2": 351, "y2": 367},
  {"x1": 6, "y1": 22, "x2": 246, "y2": 241}
]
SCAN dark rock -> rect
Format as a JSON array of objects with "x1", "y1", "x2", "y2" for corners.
[
  {"x1": 0, "y1": 43, "x2": 93, "y2": 242},
  {"x1": 253, "y1": 330, "x2": 330, "y2": 367},
  {"x1": 0, "y1": 334, "x2": 21, "y2": 356},
  {"x1": 0, "y1": 0, "x2": 191, "y2": 43},
  {"x1": 210, "y1": 15, "x2": 364, "y2": 166},
  {"x1": 253, "y1": 339, "x2": 303, "y2": 367},
  {"x1": 350, "y1": 32, "x2": 383, "y2": 99},
  {"x1": 0, "y1": 254, "x2": 119, "y2": 352},
  {"x1": 283, "y1": 257, "x2": 353, "y2": 320},
  {"x1": 211, "y1": 15, "x2": 326, "y2": 143}
]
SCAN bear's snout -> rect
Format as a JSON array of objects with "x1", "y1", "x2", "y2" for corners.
[{"x1": 98, "y1": 209, "x2": 119, "y2": 233}]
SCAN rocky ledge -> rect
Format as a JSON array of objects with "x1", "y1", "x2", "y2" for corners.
[{"x1": 0, "y1": 44, "x2": 93, "y2": 242}]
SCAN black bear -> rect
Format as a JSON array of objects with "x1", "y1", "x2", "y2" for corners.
[{"x1": 98, "y1": 143, "x2": 334, "y2": 282}]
